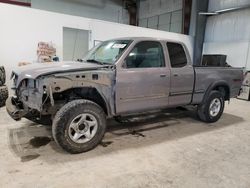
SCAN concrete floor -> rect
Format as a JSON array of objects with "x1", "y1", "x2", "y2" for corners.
[{"x1": 0, "y1": 99, "x2": 250, "y2": 188}]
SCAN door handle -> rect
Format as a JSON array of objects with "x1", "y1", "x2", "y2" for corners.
[
  {"x1": 160, "y1": 74, "x2": 167, "y2": 78},
  {"x1": 173, "y1": 74, "x2": 178, "y2": 77}
]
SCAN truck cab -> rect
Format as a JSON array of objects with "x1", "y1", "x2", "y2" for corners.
[{"x1": 115, "y1": 38, "x2": 194, "y2": 114}]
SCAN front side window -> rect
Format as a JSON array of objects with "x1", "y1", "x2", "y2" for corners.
[
  {"x1": 124, "y1": 41, "x2": 165, "y2": 68},
  {"x1": 167, "y1": 42, "x2": 187, "y2": 68},
  {"x1": 83, "y1": 40, "x2": 131, "y2": 64}
]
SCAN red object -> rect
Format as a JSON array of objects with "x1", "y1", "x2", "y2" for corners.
[{"x1": 0, "y1": 0, "x2": 31, "y2": 7}]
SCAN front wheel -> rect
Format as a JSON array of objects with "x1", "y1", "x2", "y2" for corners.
[
  {"x1": 197, "y1": 91, "x2": 225, "y2": 123},
  {"x1": 52, "y1": 99, "x2": 106, "y2": 154}
]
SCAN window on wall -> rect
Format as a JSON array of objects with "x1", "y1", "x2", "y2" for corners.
[
  {"x1": 124, "y1": 41, "x2": 165, "y2": 68},
  {"x1": 138, "y1": 9, "x2": 183, "y2": 33},
  {"x1": 138, "y1": 0, "x2": 183, "y2": 33},
  {"x1": 167, "y1": 42, "x2": 187, "y2": 68}
]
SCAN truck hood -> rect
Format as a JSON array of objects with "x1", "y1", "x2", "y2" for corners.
[{"x1": 12, "y1": 61, "x2": 107, "y2": 86}]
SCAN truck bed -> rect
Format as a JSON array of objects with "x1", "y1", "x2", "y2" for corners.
[{"x1": 192, "y1": 67, "x2": 243, "y2": 104}]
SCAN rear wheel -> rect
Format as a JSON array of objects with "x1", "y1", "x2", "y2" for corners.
[
  {"x1": 197, "y1": 91, "x2": 225, "y2": 123},
  {"x1": 52, "y1": 99, "x2": 106, "y2": 154}
]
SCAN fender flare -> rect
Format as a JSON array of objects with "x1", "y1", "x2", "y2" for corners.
[
  {"x1": 95, "y1": 88, "x2": 112, "y2": 117},
  {"x1": 73, "y1": 87, "x2": 112, "y2": 117},
  {"x1": 202, "y1": 80, "x2": 230, "y2": 104}
]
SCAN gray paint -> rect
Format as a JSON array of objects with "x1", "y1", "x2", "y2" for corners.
[
  {"x1": 13, "y1": 61, "x2": 104, "y2": 87},
  {"x1": 7, "y1": 37, "x2": 243, "y2": 120},
  {"x1": 193, "y1": 67, "x2": 243, "y2": 103}
]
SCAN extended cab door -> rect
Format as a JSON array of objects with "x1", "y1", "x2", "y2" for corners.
[
  {"x1": 115, "y1": 41, "x2": 170, "y2": 114},
  {"x1": 166, "y1": 42, "x2": 194, "y2": 106}
]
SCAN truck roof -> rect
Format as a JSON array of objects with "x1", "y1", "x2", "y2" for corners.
[
  {"x1": 107, "y1": 37, "x2": 191, "y2": 49},
  {"x1": 111, "y1": 36, "x2": 159, "y2": 40}
]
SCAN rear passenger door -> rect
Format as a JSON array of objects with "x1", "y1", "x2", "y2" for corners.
[{"x1": 166, "y1": 42, "x2": 194, "y2": 106}]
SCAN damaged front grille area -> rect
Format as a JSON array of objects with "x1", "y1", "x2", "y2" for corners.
[{"x1": 16, "y1": 78, "x2": 44, "y2": 111}]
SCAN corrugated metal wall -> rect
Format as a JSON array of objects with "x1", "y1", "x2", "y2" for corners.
[
  {"x1": 203, "y1": 0, "x2": 250, "y2": 70},
  {"x1": 205, "y1": 9, "x2": 250, "y2": 42},
  {"x1": 208, "y1": 0, "x2": 250, "y2": 12}
]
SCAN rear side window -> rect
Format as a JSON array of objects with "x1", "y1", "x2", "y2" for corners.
[{"x1": 167, "y1": 42, "x2": 187, "y2": 68}]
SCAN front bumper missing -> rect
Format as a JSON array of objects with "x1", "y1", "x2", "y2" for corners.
[{"x1": 6, "y1": 97, "x2": 27, "y2": 121}]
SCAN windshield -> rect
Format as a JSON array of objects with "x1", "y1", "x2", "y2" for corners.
[{"x1": 83, "y1": 40, "x2": 131, "y2": 64}]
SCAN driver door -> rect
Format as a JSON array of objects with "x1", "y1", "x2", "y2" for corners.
[{"x1": 115, "y1": 41, "x2": 170, "y2": 114}]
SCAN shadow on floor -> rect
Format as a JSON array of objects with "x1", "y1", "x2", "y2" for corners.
[{"x1": 8, "y1": 108, "x2": 244, "y2": 163}]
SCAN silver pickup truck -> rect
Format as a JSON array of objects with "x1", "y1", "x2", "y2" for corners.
[{"x1": 6, "y1": 37, "x2": 243, "y2": 153}]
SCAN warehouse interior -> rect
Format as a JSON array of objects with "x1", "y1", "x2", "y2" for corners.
[{"x1": 0, "y1": 0, "x2": 250, "y2": 187}]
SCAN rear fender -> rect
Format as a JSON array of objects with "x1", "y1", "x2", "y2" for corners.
[{"x1": 202, "y1": 80, "x2": 230, "y2": 104}]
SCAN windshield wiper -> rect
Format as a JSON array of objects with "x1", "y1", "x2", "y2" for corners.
[
  {"x1": 86, "y1": 59, "x2": 110, "y2": 65},
  {"x1": 86, "y1": 59, "x2": 104, "y2": 65}
]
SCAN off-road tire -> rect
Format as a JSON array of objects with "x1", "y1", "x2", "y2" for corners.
[
  {"x1": 197, "y1": 91, "x2": 225, "y2": 123},
  {"x1": 52, "y1": 99, "x2": 106, "y2": 154},
  {"x1": 0, "y1": 86, "x2": 8, "y2": 107},
  {"x1": 0, "y1": 66, "x2": 6, "y2": 86}
]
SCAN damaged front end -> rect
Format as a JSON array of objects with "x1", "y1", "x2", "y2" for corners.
[
  {"x1": 6, "y1": 67, "x2": 115, "y2": 121},
  {"x1": 6, "y1": 75, "x2": 49, "y2": 120},
  {"x1": 6, "y1": 96, "x2": 27, "y2": 121}
]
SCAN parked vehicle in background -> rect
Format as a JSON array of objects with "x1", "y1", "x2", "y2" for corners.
[
  {"x1": 0, "y1": 66, "x2": 6, "y2": 86},
  {"x1": 237, "y1": 71, "x2": 250, "y2": 101},
  {"x1": 6, "y1": 37, "x2": 243, "y2": 153},
  {"x1": 0, "y1": 66, "x2": 8, "y2": 107}
]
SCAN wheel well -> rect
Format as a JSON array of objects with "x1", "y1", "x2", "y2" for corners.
[
  {"x1": 57, "y1": 87, "x2": 109, "y2": 115},
  {"x1": 77, "y1": 88, "x2": 108, "y2": 115},
  {"x1": 213, "y1": 85, "x2": 230, "y2": 101}
]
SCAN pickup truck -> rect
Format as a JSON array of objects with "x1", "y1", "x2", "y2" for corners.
[{"x1": 6, "y1": 37, "x2": 243, "y2": 153}]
